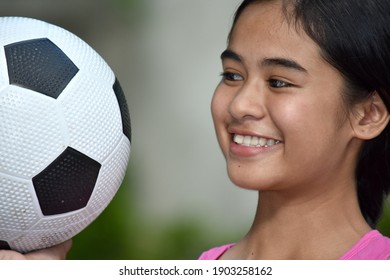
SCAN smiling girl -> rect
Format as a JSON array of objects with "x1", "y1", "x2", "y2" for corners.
[
  {"x1": 200, "y1": 0, "x2": 390, "y2": 259},
  {"x1": 1, "y1": 0, "x2": 390, "y2": 261}
]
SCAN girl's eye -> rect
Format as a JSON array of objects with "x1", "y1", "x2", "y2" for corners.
[
  {"x1": 221, "y1": 72, "x2": 244, "y2": 82},
  {"x1": 268, "y1": 79, "x2": 293, "y2": 88}
]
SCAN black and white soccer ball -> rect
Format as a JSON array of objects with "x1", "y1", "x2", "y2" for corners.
[{"x1": 0, "y1": 17, "x2": 131, "y2": 253}]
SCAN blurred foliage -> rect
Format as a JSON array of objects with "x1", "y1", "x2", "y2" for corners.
[
  {"x1": 111, "y1": 0, "x2": 148, "y2": 25},
  {"x1": 377, "y1": 200, "x2": 390, "y2": 237}
]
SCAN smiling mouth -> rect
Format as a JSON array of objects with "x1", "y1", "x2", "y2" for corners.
[{"x1": 233, "y1": 134, "x2": 282, "y2": 147}]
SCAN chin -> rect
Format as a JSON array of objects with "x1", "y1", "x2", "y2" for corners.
[{"x1": 228, "y1": 173, "x2": 273, "y2": 191}]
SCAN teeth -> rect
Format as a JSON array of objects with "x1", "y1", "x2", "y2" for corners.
[
  {"x1": 234, "y1": 134, "x2": 244, "y2": 144},
  {"x1": 243, "y1": 136, "x2": 251, "y2": 146},
  {"x1": 250, "y1": 137, "x2": 258, "y2": 146},
  {"x1": 233, "y1": 134, "x2": 280, "y2": 147},
  {"x1": 267, "y1": 139, "x2": 275, "y2": 146},
  {"x1": 259, "y1": 137, "x2": 267, "y2": 147}
]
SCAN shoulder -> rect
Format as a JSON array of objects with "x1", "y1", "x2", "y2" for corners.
[
  {"x1": 340, "y1": 230, "x2": 390, "y2": 260},
  {"x1": 198, "y1": 244, "x2": 235, "y2": 260}
]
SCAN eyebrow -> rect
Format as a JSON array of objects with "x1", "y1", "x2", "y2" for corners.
[
  {"x1": 220, "y1": 49, "x2": 308, "y2": 73},
  {"x1": 261, "y1": 57, "x2": 308, "y2": 73},
  {"x1": 220, "y1": 49, "x2": 243, "y2": 62}
]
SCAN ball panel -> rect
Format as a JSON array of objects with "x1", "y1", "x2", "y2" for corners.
[
  {"x1": 47, "y1": 26, "x2": 114, "y2": 85},
  {"x1": 32, "y1": 147, "x2": 101, "y2": 216},
  {"x1": 11, "y1": 217, "x2": 89, "y2": 253},
  {"x1": 0, "y1": 17, "x2": 48, "y2": 47},
  {"x1": 5, "y1": 38, "x2": 79, "y2": 99},
  {"x1": 0, "y1": 86, "x2": 67, "y2": 178},
  {"x1": 113, "y1": 78, "x2": 131, "y2": 142},
  {"x1": 86, "y1": 135, "x2": 130, "y2": 216},
  {"x1": 59, "y1": 74, "x2": 123, "y2": 162},
  {"x1": 0, "y1": 49, "x2": 9, "y2": 89},
  {"x1": 0, "y1": 175, "x2": 40, "y2": 239},
  {"x1": 33, "y1": 209, "x2": 87, "y2": 230}
]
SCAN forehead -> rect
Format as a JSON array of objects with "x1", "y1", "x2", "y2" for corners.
[{"x1": 228, "y1": 2, "x2": 322, "y2": 70}]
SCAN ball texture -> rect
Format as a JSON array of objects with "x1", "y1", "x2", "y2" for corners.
[{"x1": 0, "y1": 17, "x2": 131, "y2": 253}]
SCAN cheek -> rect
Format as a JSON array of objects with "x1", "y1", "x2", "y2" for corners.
[
  {"x1": 211, "y1": 85, "x2": 229, "y2": 126},
  {"x1": 269, "y1": 98, "x2": 310, "y2": 134},
  {"x1": 271, "y1": 95, "x2": 341, "y2": 133},
  {"x1": 210, "y1": 90, "x2": 220, "y2": 122},
  {"x1": 211, "y1": 87, "x2": 227, "y2": 139},
  {"x1": 272, "y1": 95, "x2": 347, "y2": 160},
  {"x1": 211, "y1": 85, "x2": 237, "y2": 159}
]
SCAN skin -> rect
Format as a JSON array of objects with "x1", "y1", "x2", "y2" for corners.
[
  {"x1": 0, "y1": 240, "x2": 72, "y2": 260},
  {"x1": 211, "y1": 1, "x2": 385, "y2": 259}
]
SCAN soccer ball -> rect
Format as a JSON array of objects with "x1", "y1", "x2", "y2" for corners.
[{"x1": 0, "y1": 17, "x2": 131, "y2": 253}]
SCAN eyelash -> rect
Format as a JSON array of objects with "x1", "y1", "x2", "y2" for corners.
[
  {"x1": 220, "y1": 72, "x2": 243, "y2": 81},
  {"x1": 221, "y1": 72, "x2": 294, "y2": 88},
  {"x1": 267, "y1": 79, "x2": 293, "y2": 88}
]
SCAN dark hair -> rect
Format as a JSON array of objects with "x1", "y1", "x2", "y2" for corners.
[{"x1": 230, "y1": 0, "x2": 390, "y2": 227}]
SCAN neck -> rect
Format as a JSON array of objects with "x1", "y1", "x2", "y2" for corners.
[{"x1": 227, "y1": 182, "x2": 371, "y2": 259}]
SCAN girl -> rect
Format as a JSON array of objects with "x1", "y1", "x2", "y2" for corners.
[
  {"x1": 2, "y1": 0, "x2": 390, "y2": 260},
  {"x1": 200, "y1": 0, "x2": 390, "y2": 259}
]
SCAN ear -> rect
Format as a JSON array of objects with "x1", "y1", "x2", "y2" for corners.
[{"x1": 351, "y1": 92, "x2": 390, "y2": 140}]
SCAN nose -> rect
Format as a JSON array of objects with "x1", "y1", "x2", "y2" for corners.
[{"x1": 228, "y1": 81, "x2": 266, "y2": 121}]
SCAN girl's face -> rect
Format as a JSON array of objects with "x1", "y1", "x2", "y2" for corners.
[{"x1": 212, "y1": 2, "x2": 360, "y2": 193}]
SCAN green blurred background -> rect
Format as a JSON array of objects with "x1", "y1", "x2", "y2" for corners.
[{"x1": 0, "y1": 0, "x2": 388, "y2": 259}]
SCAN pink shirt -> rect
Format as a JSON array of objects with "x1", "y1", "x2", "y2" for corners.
[{"x1": 198, "y1": 230, "x2": 390, "y2": 260}]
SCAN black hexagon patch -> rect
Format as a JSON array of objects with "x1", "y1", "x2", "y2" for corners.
[
  {"x1": 5, "y1": 38, "x2": 79, "y2": 99},
  {"x1": 113, "y1": 78, "x2": 131, "y2": 142},
  {"x1": 32, "y1": 147, "x2": 101, "y2": 216},
  {"x1": 0, "y1": 240, "x2": 11, "y2": 250}
]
